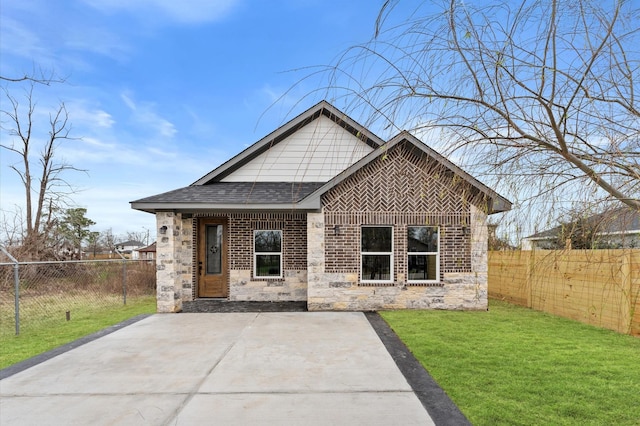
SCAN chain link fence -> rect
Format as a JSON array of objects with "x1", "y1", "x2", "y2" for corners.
[{"x1": 0, "y1": 250, "x2": 156, "y2": 336}]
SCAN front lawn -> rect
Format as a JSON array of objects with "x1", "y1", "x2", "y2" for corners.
[{"x1": 381, "y1": 300, "x2": 640, "y2": 426}]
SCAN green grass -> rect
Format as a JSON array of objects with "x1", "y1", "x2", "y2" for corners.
[
  {"x1": 381, "y1": 300, "x2": 640, "y2": 426},
  {"x1": 0, "y1": 296, "x2": 156, "y2": 369}
]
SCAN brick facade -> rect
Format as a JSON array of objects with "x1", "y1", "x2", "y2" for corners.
[
  {"x1": 322, "y1": 142, "x2": 474, "y2": 279},
  {"x1": 192, "y1": 212, "x2": 308, "y2": 302},
  {"x1": 144, "y1": 103, "x2": 504, "y2": 313},
  {"x1": 154, "y1": 143, "x2": 491, "y2": 312},
  {"x1": 226, "y1": 213, "x2": 307, "y2": 271},
  {"x1": 306, "y1": 142, "x2": 489, "y2": 311}
]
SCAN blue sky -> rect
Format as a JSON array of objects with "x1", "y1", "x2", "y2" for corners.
[{"x1": 1, "y1": 0, "x2": 406, "y2": 242}]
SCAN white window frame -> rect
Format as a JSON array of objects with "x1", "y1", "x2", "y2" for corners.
[
  {"x1": 360, "y1": 225, "x2": 394, "y2": 284},
  {"x1": 407, "y1": 226, "x2": 440, "y2": 283},
  {"x1": 253, "y1": 230, "x2": 283, "y2": 279}
]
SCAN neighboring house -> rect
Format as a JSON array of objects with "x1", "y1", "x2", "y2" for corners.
[
  {"x1": 131, "y1": 101, "x2": 511, "y2": 312},
  {"x1": 115, "y1": 240, "x2": 145, "y2": 259},
  {"x1": 522, "y1": 206, "x2": 640, "y2": 250},
  {"x1": 136, "y1": 242, "x2": 156, "y2": 260}
]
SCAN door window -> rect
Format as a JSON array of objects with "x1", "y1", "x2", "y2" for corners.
[{"x1": 206, "y1": 224, "x2": 223, "y2": 275}]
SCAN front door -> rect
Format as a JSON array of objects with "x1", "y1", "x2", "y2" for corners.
[{"x1": 197, "y1": 218, "x2": 228, "y2": 298}]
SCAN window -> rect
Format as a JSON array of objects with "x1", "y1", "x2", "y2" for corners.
[
  {"x1": 407, "y1": 226, "x2": 439, "y2": 282},
  {"x1": 361, "y1": 226, "x2": 393, "y2": 283},
  {"x1": 206, "y1": 224, "x2": 223, "y2": 274},
  {"x1": 254, "y1": 230, "x2": 282, "y2": 278}
]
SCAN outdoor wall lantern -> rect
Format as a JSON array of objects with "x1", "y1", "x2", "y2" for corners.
[
  {"x1": 159, "y1": 225, "x2": 168, "y2": 234},
  {"x1": 334, "y1": 225, "x2": 340, "y2": 236}
]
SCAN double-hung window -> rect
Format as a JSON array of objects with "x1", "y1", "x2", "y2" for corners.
[
  {"x1": 254, "y1": 230, "x2": 282, "y2": 278},
  {"x1": 407, "y1": 226, "x2": 439, "y2": 282},
  {"x1": 361, "y1": 226, "x2": 393, "y2": 283}
]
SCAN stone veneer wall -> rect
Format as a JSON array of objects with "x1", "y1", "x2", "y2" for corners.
[
  {"x1": 155, "y1": 212, "x2": 193, "y2": 313},
  {"x1": 307, "y1": 205, "x2": 489, "y2": 311}
]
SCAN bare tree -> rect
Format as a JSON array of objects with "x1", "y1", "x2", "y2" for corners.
[
  {"x1": 126, "y1": 230, "x2": 150, "y2": 246},
  {"x1": 0, "y1": 207, "x2": 25, "y2": 248},
  {"x1": 311, "y1": 0, "x2": 639, "y2": 216},
  {"x1": 100, "y1": 228, "x2": 118, "y2": 258},
  {"x1": 0, "y1": 67, "x2": 65, "y2": 86},
  {"x1": 1, "y1": 83, "x2": 84, "y2": 259}
]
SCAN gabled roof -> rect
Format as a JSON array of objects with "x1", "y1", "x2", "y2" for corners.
[
  {"x1": 137, "y1": 242, "x2": 157, "y2": 252},
  {"x1": 131, "y1": 102, "x2": 511, "y2": 215},
  {"x1": 192, "y1": 100, "x2": 384, "y2": 185},
  {"x1": 297, "y1": 131, "x2": 512, "y2": 214},
  {"x1": 131, "y1": 101, "x2": 383, "y2": 213}
]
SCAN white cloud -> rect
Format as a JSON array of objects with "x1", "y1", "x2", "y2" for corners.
[
  {"x1": 80, "y1": 137, "x2": 116, "y2": 149},
  {"x1": 120, "y1": 92, "x2": 177, "y2": 139},
  {"x1": 146, "y1": 147, "x2": 176, "y2": 158},
  {"x1": 83, "y1": 0, "x2": 242, "y2": 25},
  {"x1": 68, "y1": 103, "x2": 115, "y2": 129},
  {"x1": 63, "y1": 26, "x2": 131, "y2": 61},
  {"x1": 0, "y1": 0, "x2": 133, "y2": 75},
  {"x1": 0, "y1": 17, "x2": 46, "y2": 60}
]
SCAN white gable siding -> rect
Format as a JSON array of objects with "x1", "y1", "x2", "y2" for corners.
[{"x1": 221, "y1": 116, "x2": 375, "y2": 182}]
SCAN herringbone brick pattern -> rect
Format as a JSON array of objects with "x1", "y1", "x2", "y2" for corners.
[
  {"x1": 322, "y1": 142, "x2": 472, "y2": 277},
  {"x1": 323, "y1": 142, "x2": 472, "y2": 213}
]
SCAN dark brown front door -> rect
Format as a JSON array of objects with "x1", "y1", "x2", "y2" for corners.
[{"x1": 197, "y1": 218, "x2": 228, "y2": 298}]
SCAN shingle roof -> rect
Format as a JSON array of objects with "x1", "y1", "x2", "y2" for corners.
[
  {"x1": 131, "y1": 134, "x2": 513, "y2": 215},
  {"x1": 116, "y1": 240, "x2": 145, "y2": 247},
  {"x1": 131, "y1": 182, "x2": 325, "y2": 212},
  {"x1": 130, "y1": 101, "x2": 512, "y2": 215},
  {"x1": 137, "y1": 242, "x2": 156, "y2": 252}
]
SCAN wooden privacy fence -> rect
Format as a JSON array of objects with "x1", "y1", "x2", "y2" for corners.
[{"x1": 489, "y1": 250, "x2": 640, "y2": 336}]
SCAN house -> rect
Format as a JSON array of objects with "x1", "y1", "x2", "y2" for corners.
[
  {"x1": 131, "y1": 101, "x2": 511, "y2": 312},
  {"x1": 522, "y1": 206, "x2": 640, "y2": 250},
  {"x1": 136, "y1": 242, "x2": 157, "y2": 261},
  {"x1": 115, "y1": 240, "x2": 145, "y2": 259}
]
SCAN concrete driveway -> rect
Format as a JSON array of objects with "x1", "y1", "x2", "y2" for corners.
[{"x1": 0, "y1": 312, "x2": 465, "y2": 425}]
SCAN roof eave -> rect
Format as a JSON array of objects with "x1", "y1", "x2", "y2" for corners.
[
  {"x1": 388, "y1": 132, "x2": 512, "y2": 215},
  {"x1": 489, "y1": 198, "x2": 513, "y2": 214},
  {"x1": 130, "y1": 201, "x2": 322, "y2": 214}
]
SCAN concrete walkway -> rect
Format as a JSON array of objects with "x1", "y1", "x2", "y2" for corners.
[{"x1": 0, "y1": 312, "x2": 437, "y2": 425}]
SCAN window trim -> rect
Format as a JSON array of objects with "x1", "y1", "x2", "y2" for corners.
[
  {"x1": 407, "y1": 225, "x2": 440, "y2": 283},
  {"x1": 253, "y1": 229, "x2": 283, "y2": 279},
  {"x1": 360, "y1": 225, "x2": 394, "y2": 284}
]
